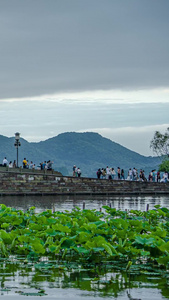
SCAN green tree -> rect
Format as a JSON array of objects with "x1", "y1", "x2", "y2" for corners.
[
  {"x1": 158, "y1": 160, "x2": 169, "y2": 172},
  {"x1": 150, "y1": 127, "x2": 169, "y2": 156}
]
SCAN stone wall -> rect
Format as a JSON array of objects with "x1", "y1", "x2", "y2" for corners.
[{"x1": 0, "y1": 170, "x2": 169, "y2": 195}]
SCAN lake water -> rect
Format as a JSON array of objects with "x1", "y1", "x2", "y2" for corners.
[
  {"x1": 0, "y1": 194, "x2": 169, "y2": 212},
  {"x1": 0, "y1": 194, "x2": 169, "y2": 300}
]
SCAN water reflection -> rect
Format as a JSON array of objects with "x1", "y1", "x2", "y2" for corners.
[
  {"x1": 0, "y1": 258, "x2": 169, "y2": 300},
  {"x1": 0, "y1": 194, "x2": 168, "y2": 212}
]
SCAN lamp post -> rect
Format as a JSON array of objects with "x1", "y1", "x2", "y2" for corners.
[{"x1": 14, "y1": 132, "x2": 21, "y2": 168}]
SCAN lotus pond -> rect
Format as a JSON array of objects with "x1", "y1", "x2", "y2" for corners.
[{"x1": 1, "y1": 203, "x2": 169, "y2": 299}]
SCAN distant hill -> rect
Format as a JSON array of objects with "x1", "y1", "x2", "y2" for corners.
[{"x1": 0, "y1": 132, "x2": 162, "y2": 178}]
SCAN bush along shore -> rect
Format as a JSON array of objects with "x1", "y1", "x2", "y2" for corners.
[{"x1": 0, "y1": 204, "x2": 169, "y2": 270}]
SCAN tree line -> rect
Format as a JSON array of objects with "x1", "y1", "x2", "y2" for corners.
[{"x1": 150, "y1": 127, "x2": 169, "y2": 172}]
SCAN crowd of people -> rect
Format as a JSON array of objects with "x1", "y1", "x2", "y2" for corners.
[
  {"x1": 72, "y1": 165, "x2": 82, "y2": 177},
  {"x1": 22, "y1": 158, "x2": 53, "y2": 170},
  {"x1": 96, "y1": 166, "x2": 169, "y2": 183},
  {"x1": 2, "y1": 157, "x2": 53, "y2": 170},
  {"x1": 1, "y1": 157, "x2": 169, "y2": 182}
]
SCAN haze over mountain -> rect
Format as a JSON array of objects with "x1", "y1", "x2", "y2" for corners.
[{"x1": 0, "y1": 132, "x2": 161, "y2": 178}]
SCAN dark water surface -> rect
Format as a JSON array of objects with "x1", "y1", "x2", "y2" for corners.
[
  {"x1": 0, "y1": 194, "x2": 169, "y2": 300},
  {"x1": 0, "y1": 194, "x2": 169, "y2": 212}
]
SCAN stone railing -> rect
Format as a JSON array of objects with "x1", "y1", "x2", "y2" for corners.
[{"x1": 0, "y1": 169, "x2": 168, "y2": 196}]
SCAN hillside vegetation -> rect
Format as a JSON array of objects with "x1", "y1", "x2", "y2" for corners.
[{"x1": 0, "y1": 132, "x2": 161, "y2": 177}]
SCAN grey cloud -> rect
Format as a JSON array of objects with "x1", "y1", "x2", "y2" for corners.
[
  {"x1": 1, "y1": 99, "x2": 169, "y2": 134},
  {"x1": 0, "y1": 0, "x2": 169, "y2": 98}
]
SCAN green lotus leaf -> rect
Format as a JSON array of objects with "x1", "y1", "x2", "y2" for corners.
[
  {"x1": 1, "y1": 223, "x2": 10, "y2": 229},
  {"x1": 18, "y1": 235, "x2": 30, "y2": 243},
  {"x1": 102, "y1": 243, "x2": 113, "y2": 256},
  {"x1": 0, "y1": 240, "x2": 7, "y2": 256},
  {"x1": 44, "y1": 236, "x2": 54, "y2": 245},
  {"x1": 156, "y1": 256, "x2": 169, "y2": 265},
  {"x1": 46, "y1": 218, "x2": 57, "y2": 225},
  {"x1": 60, "y1": 238, "x2": 76, "y2": 249},
  {"x1": 0, "y1": 204, "x2": 7, "y2": 211},
  {"x1": 52, "y1": 224, "x2": 71, "y2": 233},
  {"x1": 140, "y1": 250, "x2": 150, "y2": 256},
  {"x1": 157, "y1": 209, "x2": 166, "y2": 217},
  {"x1": 92, "y1": 247, "x2": 105, "y2": 252},
  {"x1": 28, "y1": 223, "x2": 43, "y2": 231},
  {"x1": 71, "y1": 246, "x2": 90, "y2": 254},
  {"x1": 84, "y1": 211, "x2": 100, "y2": 222},
  {"x1": 31, "y1": 242, "x2": 45, "y2": 254},
  {"x1": 111, "y1": 219, "x2": 129, "y2": 230},
  {"x1": 158, "y1": 241, "x2": 169, "y2": 252},
  {"x1": 134, "y1": 236, "x2": 156, "y2": 246},
  {"x1": 154, "y1": 205, "x2": 161, "y2": 209},
  {"x1": 45, "y1": 228, "x2": 57, "y2": 236},
  {"x1": 0, "y1": 230, "x2": 13, "y2": 244},
  {"x1": 155, "y1": 228, "x2": 167, "y2": 238},
  {"x1": 78, "y1": 232, "x2": 92, "y2": 243},
  {"x1": 36, "y1": 215, "x2": 47, "y2": 224},
  {"x1": 126, "y1": 261, "x2": 132, "y2": 271},
  {"x1": 48, "y1": 245, "x2": 61, "y2": 253}
]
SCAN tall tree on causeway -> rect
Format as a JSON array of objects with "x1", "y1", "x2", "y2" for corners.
[
  {"x1": 150, "y1": 127, "x2": 169, "y2": 157},
  {"x1": 150, "y1": 127, "x2": 169, "y2": 172}
]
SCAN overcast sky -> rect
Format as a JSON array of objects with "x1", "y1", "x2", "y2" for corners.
[{"x1": 0, "y1": 0, "x2": 169, "y2": 156}]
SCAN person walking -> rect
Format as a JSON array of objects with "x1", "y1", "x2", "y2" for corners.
[
  {"x1": 121, "y1": 169, "x2": 125, "y2": 180},
  {"x1": 111, "y1": 168, "x2": 116, "y2": 179},
  {"x1": 22, "y1": 158, "x2": 27, "y2": 169},
  {"x1": 2, "y1": 157, "x2": 8, "y2": 167},
  {"x1": 9, "y1": 161, "x2": 13, "y2": 168},
  {"x1": 117, "y1": 167, "x2": 121, "y2": 180},
  {"x1": 97, "y1": 168, "x2": 102, "y2": 179},
  {"x1": 106, "y1": 166, "x2": 110, "y2": 179},
  {"x1": 77, "y1": 168, "x2": 81, "y2": 177},
  {"x1": 132, "y1": 168, "x2": 137, "y2": 181},
  {"x1": 13, "y1": 160, "x2": 16, "y2": 168},
  {"x1": 157, "y1": 171, "x2": 161, "y2": 182},
  {"x1": 128, "y1": 168, "x2": 132, "y2": 180},
  {"x1": 73, "y1": 165, "x2": 76, "y2": 177}
]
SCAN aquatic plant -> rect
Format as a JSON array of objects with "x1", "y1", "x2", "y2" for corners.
[{"x1": 0, "y1": 203, "x2": 169, "y2": 269}]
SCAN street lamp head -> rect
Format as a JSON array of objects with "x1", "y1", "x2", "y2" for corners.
[
  {"x1": 14, "y1": 133, "x2": 21, "y2": 168},
  {"x1": 15, "y1": 132, "x2": 20, "y2": 140}
]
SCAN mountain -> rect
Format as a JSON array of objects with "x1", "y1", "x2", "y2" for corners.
[{"x1": 0, "y1": 132, "x2": 162, "y2": 177}]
